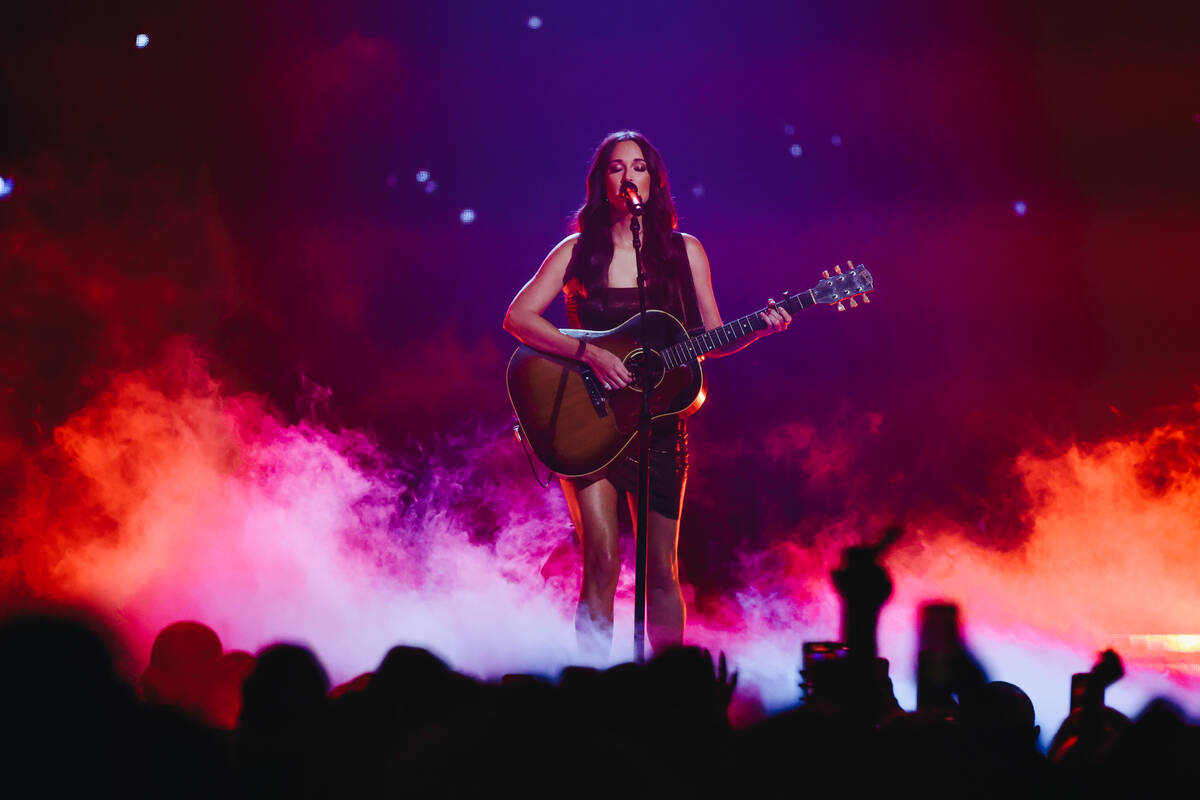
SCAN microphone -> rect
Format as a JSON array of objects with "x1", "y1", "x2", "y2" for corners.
[{"x1": 619, "y1": 180, "x2": 645, "y2": 216}]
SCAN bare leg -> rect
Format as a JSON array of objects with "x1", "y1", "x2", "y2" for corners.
[
  {"x1": 626, "y1": 496, "x2": 687, "y2": 653},
  {"x1": 560, "y1": 477, "x2": 621, "y2": 660}
]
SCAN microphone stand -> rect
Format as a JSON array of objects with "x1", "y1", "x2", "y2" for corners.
[{"x1": 627, "y1": 195, "x2": 652, "y2": 664}]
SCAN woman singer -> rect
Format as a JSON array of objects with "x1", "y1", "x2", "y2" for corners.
[{"x1": 503, "y1": 130, "x2": 790, "y2": 655}]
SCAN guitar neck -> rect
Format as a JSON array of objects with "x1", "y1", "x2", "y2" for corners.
[{"x1": 661, "y1": 291, "x2": 817, "y2": 370}]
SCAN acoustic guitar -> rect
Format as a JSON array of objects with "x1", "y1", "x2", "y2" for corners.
[{"x1": 507, "y1": 263, "x2": 874, "y2": 476}]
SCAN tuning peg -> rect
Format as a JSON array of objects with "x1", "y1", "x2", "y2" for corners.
[
  {"x1": 822, "y1": 270, "x2": 830, "y2": 279},
  {"x1": 834, "y1": 264, "x2": 843, "y2": 275},
  {"x1": 836, "y1": 301, "x2": 846, "y2": 311},
  {"x1": 862, "y1": 294, "x2": 870, "y2": 304},
  {"x1": 846, "y1": 260, "x2": 855, "y2": 272},
  {"x1": 848, "y1": 297, "x2": 858, "y2": 308}
]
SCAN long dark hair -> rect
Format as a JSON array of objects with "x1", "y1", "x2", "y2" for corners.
[{"x1": 563, "y1": 131, "x2": 689, "y2": 307}]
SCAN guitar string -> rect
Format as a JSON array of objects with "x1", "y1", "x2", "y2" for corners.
[{"x1": 660, "y1": 290, "x2": 835, "y2": 369}]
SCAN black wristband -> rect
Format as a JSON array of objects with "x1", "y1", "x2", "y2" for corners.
[{"x1": 574, "y1": 339, "x2": 587, "y2": 360}]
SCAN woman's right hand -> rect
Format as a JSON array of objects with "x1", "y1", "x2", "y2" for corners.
[{"x1": 581, "y1": 342, "x2": 633, "y2": 391}]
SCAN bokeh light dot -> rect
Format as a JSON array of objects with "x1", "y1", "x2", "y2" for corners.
[
  {"x1": 0, "y1": 176, "x2": 13, "y2": 198},
  {"x1": 460, "y1": 208, "x2": 476, "y2": 224},
  {"x1": 135, "y1": 33, "x2": 149, "y2": 48},
  {"x1": 831, "y1": 134, "x2": 843, "y2": 147},
  {"x1": 527, "y1": 16, "x2": 543, "y2": 30},
  {"x1": 692, "y1": 184, "x2": 705, "y2": 198},
  {"x1": 789, "y1": 143, "x2": 803, "y2": 158},
  {"x1": 1013, "y1": 201, "x2": 1028, "y2": 216},
  {"x1": 783, "y1": 123, "x2": 795, "y2": 136},
  {"x1": 415, "y1": 169, "x2": 430, "y2": 183},
  {"x1": 424, "y1": 180, "x2": 438, "y2": 194}
]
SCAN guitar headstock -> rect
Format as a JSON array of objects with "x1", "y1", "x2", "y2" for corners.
[{"x1": 810, "y1": 261, "x2": 873, "y2": 310}]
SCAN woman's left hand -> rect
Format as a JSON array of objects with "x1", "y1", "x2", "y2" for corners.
[{"x1": 758, "y1": 298, "x2": 792, "y2": 336}]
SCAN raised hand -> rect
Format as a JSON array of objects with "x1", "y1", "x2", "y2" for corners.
[{"x1": 705, "y1": 648, "x2": 739, "y2": 712}]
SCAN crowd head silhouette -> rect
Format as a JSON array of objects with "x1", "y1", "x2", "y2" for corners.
[{"x1": 1, "y1": 538, "x2": 1194, "y2": 799}]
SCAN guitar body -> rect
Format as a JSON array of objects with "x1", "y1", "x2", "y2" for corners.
[{"x1": 506, "y1": 310, "x2": 706, "y2": 477}]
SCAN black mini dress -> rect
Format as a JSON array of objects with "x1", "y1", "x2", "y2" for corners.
[{"x1": 562, "y1": 260, "x2": 698, "y2": 520}]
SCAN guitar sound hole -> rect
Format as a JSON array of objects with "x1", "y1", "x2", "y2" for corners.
[{"x1": 623, "y1": 349, "x2": 666, "y2": 392}]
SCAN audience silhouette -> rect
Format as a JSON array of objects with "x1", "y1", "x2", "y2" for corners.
[{"x1": 1, "y1": 539, "x2": 1194, "y2": 799}]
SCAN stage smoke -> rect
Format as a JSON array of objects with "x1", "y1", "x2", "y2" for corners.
[{"x1": 3, "y1": 342, "x2": 1198, "y2": 742}]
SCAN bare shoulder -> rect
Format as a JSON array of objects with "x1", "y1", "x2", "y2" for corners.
[
  {"x1": 678, "y1": 231, "x2": 711, "y2": 270},
  {"x1": 537, "y1": 232, "x2": 581, "y2": 281},
  {"x1": 678, "y1": 231, "x2": 708, "y2": 259},
  {"x1": 508, "y1": 232, "x2": 581, "y2": 315},
  {"x1": 550, "y1": 231, "x2": 582, "y2": 256},
  {"x1": 676, "y1": 232, "x2": 721, "y2": 326}
]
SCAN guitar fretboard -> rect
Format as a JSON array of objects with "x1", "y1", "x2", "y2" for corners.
[{"x1": 660, "y1": 291, "x2": 817, "y2": 370}]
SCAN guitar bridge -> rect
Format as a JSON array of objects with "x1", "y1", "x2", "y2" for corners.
[{"x1": 580, "y1": 368, "x2": 609, "y2": 418}]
